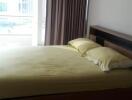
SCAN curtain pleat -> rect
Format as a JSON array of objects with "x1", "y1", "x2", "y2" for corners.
[{"x1": 45, "y1": 0, "x2": 88, "y2": 45}]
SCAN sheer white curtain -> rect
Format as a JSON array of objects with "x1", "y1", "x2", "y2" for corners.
[{"x1": 37, "y1": 0, "x2": 47, "y2": 46}]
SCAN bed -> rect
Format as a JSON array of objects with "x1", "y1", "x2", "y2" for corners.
[{"x1": 0, "y1": 26, "x2": 132, "y2": 100}]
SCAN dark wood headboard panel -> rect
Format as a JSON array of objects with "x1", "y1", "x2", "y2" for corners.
[{"x1": 89, "y1": 25, "x2": 132, "y2": 59}]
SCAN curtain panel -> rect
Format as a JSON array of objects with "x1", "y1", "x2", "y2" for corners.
[{"x1": 45, "y1": 0, "x2": 88, "y2": 45}]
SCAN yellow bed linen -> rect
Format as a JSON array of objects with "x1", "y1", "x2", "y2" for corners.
[{"x1": 0, "y1": 46, "x2": 132, "y2": 99}]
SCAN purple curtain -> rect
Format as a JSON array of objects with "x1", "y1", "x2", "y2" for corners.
[{"x1": 45, "y1": 0, "x2": 88, "y2": 45}]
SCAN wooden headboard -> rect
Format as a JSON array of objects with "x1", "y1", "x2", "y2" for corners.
[{"x1": 89, "y1": 25, "x2": 132, "y2": 59}]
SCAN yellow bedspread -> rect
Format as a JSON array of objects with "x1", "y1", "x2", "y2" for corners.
[{"x1": 0, "y1": 46, "x2": 132, "y2": 99}]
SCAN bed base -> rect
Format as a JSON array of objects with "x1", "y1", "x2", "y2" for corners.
[{"x1": 5, "y1": 88, "x2": 132, "y2": 100}]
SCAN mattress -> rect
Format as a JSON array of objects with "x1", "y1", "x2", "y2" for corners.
[{"x1": 0, "y1": 46, "x2": 132, "y2": 99}]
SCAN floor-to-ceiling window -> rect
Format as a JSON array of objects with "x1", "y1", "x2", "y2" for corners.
[
  {"x1": 0, "y1": 0, "x2": 33, "y2": 47},
  {"x1": 0, "y1": 0, "x2": 46, "y2": 47}
]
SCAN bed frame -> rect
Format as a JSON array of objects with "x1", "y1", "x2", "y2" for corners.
[
  {"x1": 6, "y1": 26, "x2": 132, "y2": 100},
  {"x1": 89, "y1": 25, "x2": 132, "y2": 59}
]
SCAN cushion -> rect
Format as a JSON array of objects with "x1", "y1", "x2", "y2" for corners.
[
  {"x1": 85, "y1": 47, "x2": 132, "y2": 71},
  {"x1": 68, "y1": 38, "x2": 101, "y2": 56}
]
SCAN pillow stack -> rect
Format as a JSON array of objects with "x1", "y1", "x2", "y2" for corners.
[{"x1": 68, "y1": 38, "x2": 132, "y2": 72}]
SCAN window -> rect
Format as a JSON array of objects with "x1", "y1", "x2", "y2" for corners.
[
  {"x1": 0, "y1": 2, "x2": 7, "y2": 12},
  {"x1": 19, "y1": 0, "x2": 32, "y2": 15},
  {"x1": 0, "y1": 0, "x2": 34, "y2": 47},
  {"x1": 0, "y1": 0, "x2": 46, "y2": 47}
]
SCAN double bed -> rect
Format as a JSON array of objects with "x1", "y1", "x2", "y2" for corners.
[{"x1": 0, "y1": 26, "x2": 132, "y2": 99}]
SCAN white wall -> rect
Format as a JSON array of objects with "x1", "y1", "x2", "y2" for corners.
[{"x1": 89, "y1": 0, "x2": 132, "y2": 35}]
